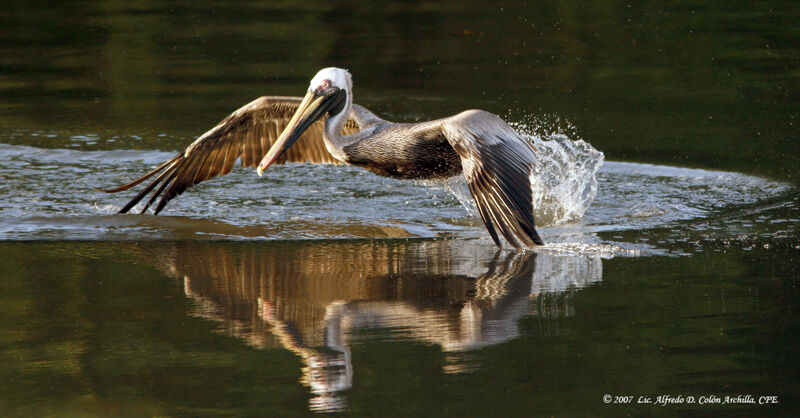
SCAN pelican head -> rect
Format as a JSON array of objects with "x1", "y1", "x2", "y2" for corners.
[{"x1": 257, "y1": 68, "x2": 352, "y2": 175}]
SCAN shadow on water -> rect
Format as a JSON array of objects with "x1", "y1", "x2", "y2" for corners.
[
  {"x1": 155, "y1": 240, "x2": 600, "y2": 412},
  {"x1": 2, "y1": 237, "x2": 798, "y2": 415}
]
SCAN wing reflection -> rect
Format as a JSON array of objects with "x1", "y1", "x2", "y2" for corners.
[{"x1": 158, "y1": 240, "x2": 601, "y2": 412}]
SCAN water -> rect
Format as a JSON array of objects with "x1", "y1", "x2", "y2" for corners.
[
  {"x1": 2, "y1": 1, "x2": 799, "y2": 416},
  {"x1": 0, "y1": 134, "x2": 791, "y2": 257}
]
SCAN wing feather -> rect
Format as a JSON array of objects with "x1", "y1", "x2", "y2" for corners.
[
  {"x1": 102, "y1": 96, "x2": 362, "y2": 214},
  {"x1": 141, "y1": 166, "x2": 180, "y2": 213},
  {"x1": 443, "y1": 110, "x2": 544, "y2": 248},
  {"x1": 116, "y1": 159, "x2": 180, "y2": 214}
]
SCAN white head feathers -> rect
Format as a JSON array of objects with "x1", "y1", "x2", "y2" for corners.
[{"x1": 309, "y1": 67, "x2": 352, "y2": 92}]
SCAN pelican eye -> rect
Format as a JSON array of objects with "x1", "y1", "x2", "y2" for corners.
[{"x1": 315, "y1": 80, "x2": 333, "y2": 95}]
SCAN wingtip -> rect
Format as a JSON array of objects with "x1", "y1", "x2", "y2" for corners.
[
  {"x1": 96, "y1": 185, "x2": 130, "y2": 193},
  {"x1": 531, "y1": 231, "x2": 545, "y2": 246},
  {"x1": 93, "y1": 184, "x2": 130, "y2": 193}
]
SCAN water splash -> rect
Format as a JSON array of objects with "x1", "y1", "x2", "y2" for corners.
[
  {"x1": 505, "y1": 114, "x2": 603, "y2": 226},
  {"x1": 527, "y1": 134, "x2": 604, "y2": 226},
  {"x1": 423, "y1": 122, "x2": 604, "y2": 228},
  {"x1": 508, "y1": 115, "x2": 603, "y2": 226}
]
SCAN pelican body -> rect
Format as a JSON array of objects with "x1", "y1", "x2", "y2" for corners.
[{"x1": 103, "y1": 68, "x2": 544, "y2": 248}]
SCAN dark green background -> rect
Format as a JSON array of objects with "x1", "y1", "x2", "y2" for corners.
[{"x1": 1, "y1": 1, "x2": 797, "y2": 179}]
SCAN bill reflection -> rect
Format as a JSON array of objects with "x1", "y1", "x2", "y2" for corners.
[{"x1": 161, "y1": 241, "x2": 601, "y2": 412}]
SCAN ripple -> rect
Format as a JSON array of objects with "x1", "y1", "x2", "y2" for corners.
[{"x1": 0, "y1": 138, "x2": 793, "y2": 256}]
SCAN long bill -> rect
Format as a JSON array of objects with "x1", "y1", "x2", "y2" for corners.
[{"x1": 256, "y1": 88, "x2": 341, "y2": 176}]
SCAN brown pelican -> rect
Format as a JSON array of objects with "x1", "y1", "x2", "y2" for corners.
[{"x1": 102, "y1": 68, "x2": 544, "y2": 248}]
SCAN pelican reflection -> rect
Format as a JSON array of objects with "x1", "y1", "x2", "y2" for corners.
[{"x1": 157, "y1": 240, "x2": 601, "y2": 412}]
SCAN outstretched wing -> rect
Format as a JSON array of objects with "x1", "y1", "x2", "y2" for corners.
[
  {"x1": 102, "y1": 96, "x2": 361, "y2": 214},
  {"x1": 443, "y1": 110, "x2": 543, "y2": 248}
]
